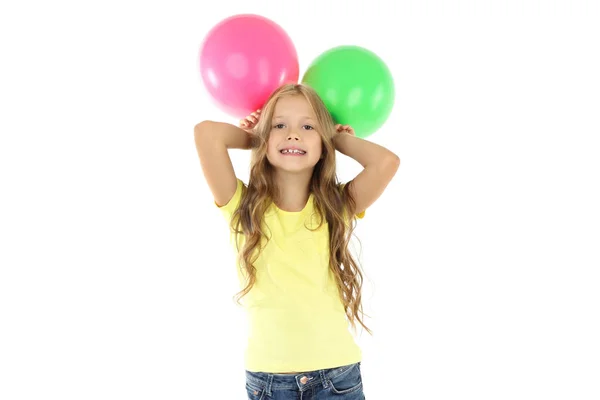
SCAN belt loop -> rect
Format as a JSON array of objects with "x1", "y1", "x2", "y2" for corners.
[
  {"x1": 319, "y1": 369, "x2": 329, "y2": 389},
  {"x1": 265, "y1": 374, "x2": 274, "y2": 396}
]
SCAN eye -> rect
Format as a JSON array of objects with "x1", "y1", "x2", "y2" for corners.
[
  {"x1": 303, "y1": 125, "x2": 314, "y2": 130},
  {"x1": 273, "y1": 123, "x2": 285, "y2": 129}
]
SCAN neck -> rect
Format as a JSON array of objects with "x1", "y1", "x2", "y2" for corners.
[{"x1": 273, "y1": 169, "x2": 313, "y2": 212}]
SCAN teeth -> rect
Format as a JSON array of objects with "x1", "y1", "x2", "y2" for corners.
[{"x1": 281, "y1": 149, "x2": 305, "y2": 154}]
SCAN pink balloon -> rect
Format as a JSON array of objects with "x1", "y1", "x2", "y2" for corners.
[{"x1": 199, "y1": 14, "x2": 299, "y2": 118}]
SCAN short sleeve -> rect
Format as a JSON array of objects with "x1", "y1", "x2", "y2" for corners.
[{"x1": 215, "y1": 178, "x2": 244, "y2": 221}]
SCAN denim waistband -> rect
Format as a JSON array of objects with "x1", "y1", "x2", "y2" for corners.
[{"x1": 245, "y1": 362, "x2": 360, "y2": 394}]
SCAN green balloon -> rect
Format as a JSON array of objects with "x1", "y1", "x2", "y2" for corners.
[{"x1": 301, "y1": 45, "x2": 395, "y2": 139}]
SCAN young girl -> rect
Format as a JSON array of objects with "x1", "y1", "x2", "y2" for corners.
[{"x1": 194, "y1": 83, "x2": 399, "y2": 399}]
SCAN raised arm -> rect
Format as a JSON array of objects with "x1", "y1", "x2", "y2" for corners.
[
  {"x1": 193, "y1": 120, "x2": 253, "y2": 206},
  {"x1": 334, "y1": 125, "x2": 400, "y2": 216}
]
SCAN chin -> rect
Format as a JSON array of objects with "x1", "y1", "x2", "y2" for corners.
[{"x1": 273, "y1": 165, "x2": 314, "y2": 174}]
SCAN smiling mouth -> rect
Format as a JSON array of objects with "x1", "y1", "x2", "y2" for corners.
[{"x1": 280, "y1": 149, "x2": 306, "y2": 155}]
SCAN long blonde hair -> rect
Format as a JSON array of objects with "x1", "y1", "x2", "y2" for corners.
[{"x1": 230, "y1": 83, "x2": 372, "y2": 335}]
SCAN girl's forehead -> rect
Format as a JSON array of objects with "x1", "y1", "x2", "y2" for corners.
[{"x1": 273, "y1": 96, "x2": 315, "y2": 118}]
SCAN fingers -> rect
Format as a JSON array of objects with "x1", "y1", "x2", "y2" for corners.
[
  {"x1": 250, "y1": 109, "x2": 261, "y2": 121},
  {"x1": 335, "y1": 124, "x2": 355, "y2": 135},
  {"x1": 240, "y1": 109, "x2": 261, "y2": 128}
]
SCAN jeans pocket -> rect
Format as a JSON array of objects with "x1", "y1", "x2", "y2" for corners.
[
  {"x1": 245, "y1": 381, "x2": 267, "y2": 400},
  {"x1": 327, "y1": 363, "x2": 363, "y2": 395}
]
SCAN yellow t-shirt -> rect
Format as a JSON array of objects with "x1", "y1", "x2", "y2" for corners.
[{"x1": 216, "y1": 178, "x2": 364, "y2": 373}]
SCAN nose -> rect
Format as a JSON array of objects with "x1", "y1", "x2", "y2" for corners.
[{"x1": 286, "y1": 132, "x2": 300, "y2": 141}]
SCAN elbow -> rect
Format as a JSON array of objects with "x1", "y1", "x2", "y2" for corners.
[
  {"x1": 194, "y1": 120, "x2": 215, "y2": 136},
  {"x1": 382, "y1": 154, "x2": 400, "y2": 176},
  {"x1": 368, "y1": 153, "x2": 400, "y2": 174},
  {"x1": 386, "y1": 153, "x2": 400, "y2": 169}
]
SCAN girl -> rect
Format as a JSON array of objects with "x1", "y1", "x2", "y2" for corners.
[{"x1": 194, "y1": 83, "x2": 399, "y2": 399}]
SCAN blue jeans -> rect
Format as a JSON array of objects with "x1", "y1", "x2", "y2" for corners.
[{"x1": 245, "y1": 362, "x2": 365, "y2": 399}]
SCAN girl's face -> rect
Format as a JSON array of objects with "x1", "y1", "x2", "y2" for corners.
[{"x1": 266, "y1": 95, "x2": 323, "y2": 172}]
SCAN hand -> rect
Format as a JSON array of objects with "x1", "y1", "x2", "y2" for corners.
[
  {"x1": 239, "y1": 109, "x2": 261, "y2": 133},
  {"x1": 335, "y1": 124, "x2": 355, "y2": 137}
]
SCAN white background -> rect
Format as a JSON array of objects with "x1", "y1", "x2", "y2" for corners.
[{"x1": 1, "y1": 0, "x2": 599, "y2": 399}]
